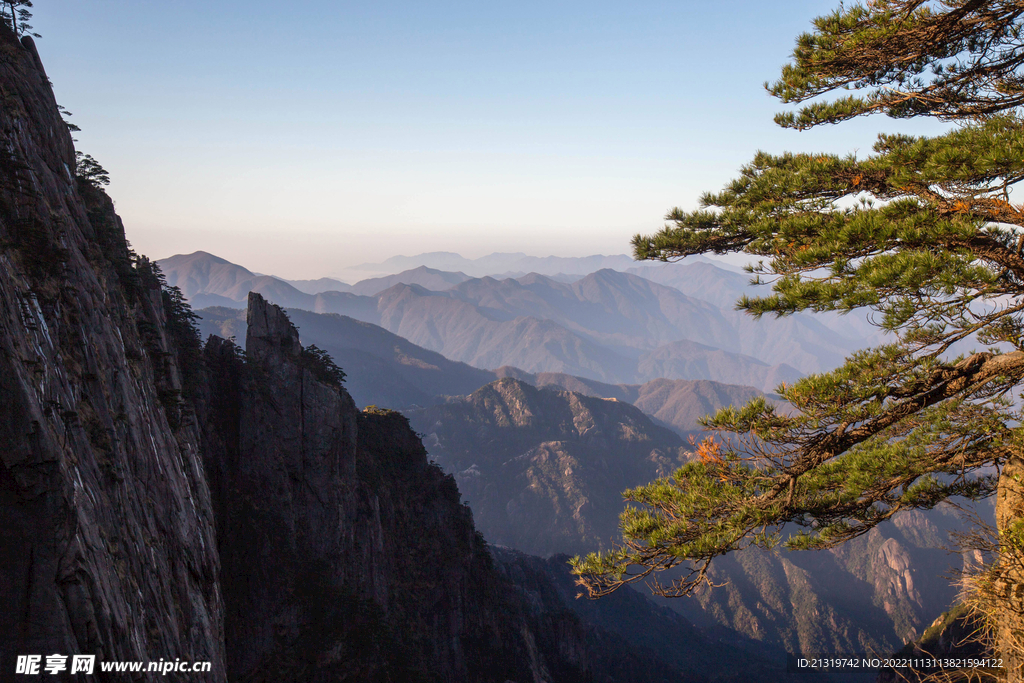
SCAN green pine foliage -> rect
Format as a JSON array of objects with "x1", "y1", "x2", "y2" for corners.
[
  {"x1": 767, "y1": 0, "x2": 1024, "y2": 126},
  {"x1": 300, "y1": 344, "x2": 346, "y2": 388},
  {"x1": 572, "y1": 7, "x2": 1024, "y2": 662},
  {"x1": 75, "y1": 151, "x2": 110, "y2": 187}
]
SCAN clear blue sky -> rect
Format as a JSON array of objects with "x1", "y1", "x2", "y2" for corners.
[{"x1": 38, "y1": 0, "x2": 948, "y2": 279}]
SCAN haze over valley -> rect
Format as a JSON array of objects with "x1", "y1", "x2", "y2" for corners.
[{"x1": 164, "y1": 250, "x2": 870, "y2": 392}]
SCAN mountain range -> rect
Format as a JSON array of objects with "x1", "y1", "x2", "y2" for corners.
[
  {"x1": 197, "y1": 305, "x2": 769, "y2": 437},
  {"x1": 406, "y1": 376, "x2": 970, "y2": 661},
  {"x1": 179, "y1": 255, "x2": 969, "y2": 673},
  {"x1": 163, "y1": 251, "x2": 855, "y2": 391},
  {"x1": 344, "y1": 251, "x2": 672, "y2": 279}
]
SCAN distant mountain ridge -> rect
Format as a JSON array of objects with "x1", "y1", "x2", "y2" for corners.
[
  {"x1": 196, "y1": 306, "x2": 770, "y2": 438},
  {"x1": 348, "y1": 251, "x2": 647, "y2": 278},
  {"x1": 170, "y1": 252, "x2": 839, "y2": 391},
  {"x1": 159, "y1": 251, "x2": 473, "y2": 302}
]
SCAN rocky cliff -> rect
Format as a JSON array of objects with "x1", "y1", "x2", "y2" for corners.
[{"x1": 0, "y1": 26, "x2": 224, "y2": 683}]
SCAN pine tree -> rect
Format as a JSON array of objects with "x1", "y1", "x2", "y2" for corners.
[
  {"x1": 75, "y1": 151, "x2": 110, "y2": 187},
  {"x1": 571, "y1": 1, "x2": 1024, "y2": 675},
  {"x1": 1, "y1": 1, "x2": 38, "y2": 38}
]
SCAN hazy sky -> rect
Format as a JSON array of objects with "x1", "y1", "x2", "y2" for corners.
[{"x1": 38, "y1": 0, "x2": 948, "y2": 279}]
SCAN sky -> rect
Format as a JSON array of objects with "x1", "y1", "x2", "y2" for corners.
[{"x1": 37, "y1": 0, "x2": 950, "y2": 280}]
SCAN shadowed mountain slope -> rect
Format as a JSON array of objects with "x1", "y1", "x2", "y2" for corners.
[
  {"x1": 407, "y1": 378, "x2": 691, "y2": 556},
  {"x1": 491, "y1": 547, "x2": 831, "y2": 683},
  {"x1": 407, "y1": 376, "x2": 971, "y2": 663}
]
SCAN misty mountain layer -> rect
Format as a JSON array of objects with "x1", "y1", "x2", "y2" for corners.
[{"x1": 166, "y1": 252, "x2": 847, "y2": 390}]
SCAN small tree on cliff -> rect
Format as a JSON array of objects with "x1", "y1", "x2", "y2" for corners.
[
  {"x1": 1, "y1": 1, "x2": 37, "y2": 38},
  {"x1": 571, "y1": 0, "x2": 1024, "y2": 674},
  {"x1": 75, "y1": 151, "x2": 110, "y2": 187}
]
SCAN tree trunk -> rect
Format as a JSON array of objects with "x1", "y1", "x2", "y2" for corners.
[{"x1": 996, "y1": 454, "x2": 1024, "y2": 682}]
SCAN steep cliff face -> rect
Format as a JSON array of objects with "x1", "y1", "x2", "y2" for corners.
[{"x1": 0, "y1": 28, "x2": 223, "y2": 681}]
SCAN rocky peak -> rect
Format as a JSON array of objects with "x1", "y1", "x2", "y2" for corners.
[
  {"x1": 407, "y1": 378, "x2": 688, "y2": 555},
  {"x1": 245, "y1": 291, "x2": 300, "y2": 362}
]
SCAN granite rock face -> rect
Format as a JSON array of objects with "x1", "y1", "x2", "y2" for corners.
[{"x1": 0, "y1": 28, "x2": 224, "y2": 681}]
